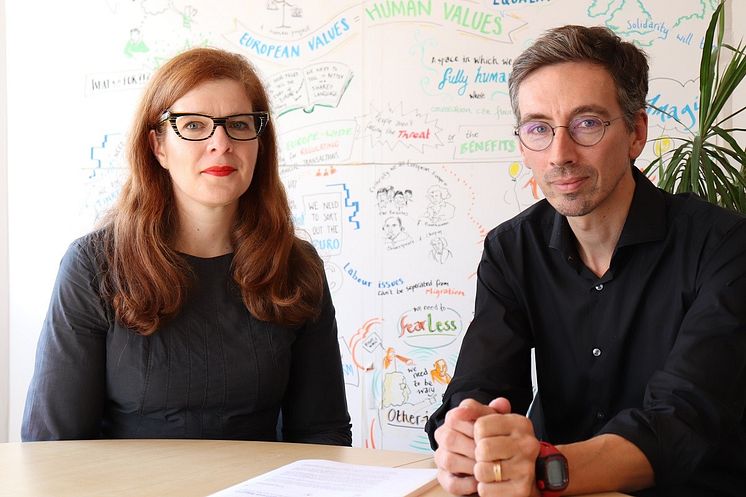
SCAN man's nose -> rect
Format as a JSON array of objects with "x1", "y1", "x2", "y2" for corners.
[{"x1": 548, "y1": 126, "x2": 577, "y2": 167}]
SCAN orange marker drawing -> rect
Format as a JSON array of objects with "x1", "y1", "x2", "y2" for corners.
[
  {"x1": 430, "y1": 358, "x2": 452, "y2": 385},
  {"x1": 383, "y1": 347, "x2": 414, "y2": 370}
]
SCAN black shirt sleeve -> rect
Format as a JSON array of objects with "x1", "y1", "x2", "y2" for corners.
[
  {"x1": 599, "y1": 219, "x2": 746, "y2": 489},
  {"x1": 281, "y1": 275, "x2": 353, "y2": 446},
  {"x1": 425, "y1": 231, "x2": 534, "y2": 448},
  {"x1": 21, "y1": 239, "x2": 109, "y2": 440}
]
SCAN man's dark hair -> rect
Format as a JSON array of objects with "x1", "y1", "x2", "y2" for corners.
[{"x1": 508, "y1": 25, "x2": 649, "y2": 130}]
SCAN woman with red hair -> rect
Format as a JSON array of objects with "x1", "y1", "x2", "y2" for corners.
[{"x1": 22, "y1": 47, "x2": 351, "y2": 445}]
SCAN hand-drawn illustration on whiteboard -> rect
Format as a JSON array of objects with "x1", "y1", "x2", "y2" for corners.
[{"x1": 7, "y1": 0, "x2": 722, "y2": 450}]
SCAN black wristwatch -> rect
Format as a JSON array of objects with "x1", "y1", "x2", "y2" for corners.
[{"x1": 535, "y1": 441, "x2": 569, "y2": 496}]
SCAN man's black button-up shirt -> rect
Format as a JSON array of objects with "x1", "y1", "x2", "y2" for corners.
[{"x1": 425, "y1": 168, "x2": 746, "y2": 497}]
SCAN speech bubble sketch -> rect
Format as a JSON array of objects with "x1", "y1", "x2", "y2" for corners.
[
  {"x1": 647, "y1": 77, "x2": 700, "y2": 133},
  {"x1": 266, "y1": 62, "x2": 353, "y2": 115},
  {"x1": 362, "y1": 102, "x2": 444, "y2": 153},
  {"x1": 349, "y1": 317, "x2": 385, "y2": 372},
  {"x1": 303, "y1": 192, "x2": 344, "y2": 256}
]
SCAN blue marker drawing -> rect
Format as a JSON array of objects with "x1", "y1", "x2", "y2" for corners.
[
  {"x1": 328, "y1": 182, "x2": 361, "y2": 229},
  {"x1": 90, "y1": 133, "x2": 125, "y2": 178}
]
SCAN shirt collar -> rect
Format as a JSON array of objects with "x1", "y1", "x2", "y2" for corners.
[
  {"x1": 617, "y1": 166, "x2": 667, "y2": 248},
  {"x1": 549, "y1": 166, "x2": 667, "y2": 253}
]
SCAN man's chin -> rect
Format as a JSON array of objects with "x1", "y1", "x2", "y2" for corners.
[{"x1": 550, "y1": 197, "x2": 594, "y2": 217}]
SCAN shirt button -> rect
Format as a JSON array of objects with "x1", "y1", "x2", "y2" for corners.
[
  {"x1": 594, "y1": 284, "x2": 604, "y2": 291},
  {"x1": 592, "y1": 348, "x2": 602, "y2": 357},
  {"x1": 596, "y1": 410, "x2": 606, "y2": 420}
]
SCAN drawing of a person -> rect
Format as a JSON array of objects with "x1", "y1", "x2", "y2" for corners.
[
  {"x1": 429, "y1": 236, "x2": 453, "y2": 264},
  {"x1": 393, "y1": 190, "x2": 407, "y2": 209},
  {"x1": 383, "y1": 347, "x2": 414, "y2": 371},
  {"x1": 376, "y1": 188, "x2": 389, "y2": 210},
  {"x1": 430, "y1": 359, "x2": 452, "y2": 385},
  {"x1": 124, "y1": 28, "x2": 148, "y2": 58},
  {"x1": 383, "y1": 216, "x2": 413, "y2": 249},
  {"x1": 422, "y1": 185, "x2": 455, "y2": 225}
]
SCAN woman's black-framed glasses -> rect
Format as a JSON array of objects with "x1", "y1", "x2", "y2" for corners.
[
  {"x1": 159, "y1": 111, "x2": 270, "y2": 141},
  {"x1": 514, "y1": 115, "x2": 624, "y2": 151}
]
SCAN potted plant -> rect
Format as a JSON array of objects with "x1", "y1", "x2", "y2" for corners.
[{"x1": 644, "y1": 0, "x2": 746, "y2": 213}]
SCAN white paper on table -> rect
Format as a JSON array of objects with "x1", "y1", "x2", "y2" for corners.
[{"x1": 206, "y1": 458, "x2": 439, "y2": 497}]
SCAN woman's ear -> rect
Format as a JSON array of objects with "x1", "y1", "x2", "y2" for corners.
[{"x1": 149, "y1": 129, "x2": 168, "y2": 169}]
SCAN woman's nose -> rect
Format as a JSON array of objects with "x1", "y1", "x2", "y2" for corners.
[{"x1": 208, "y1": 124, "x2": 234, "y2": 152}]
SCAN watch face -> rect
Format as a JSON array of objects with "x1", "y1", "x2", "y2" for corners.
[
  {"x1": 545, "y1": 458, "x2": 568, "y2": 488},
  {"x1": 539, "y1": 454, "x2": 569, "y2": 490}
]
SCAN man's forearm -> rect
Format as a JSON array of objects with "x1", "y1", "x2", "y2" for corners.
[{"x1": 557, "y1": 433, "x2": 654, "y2": 495}]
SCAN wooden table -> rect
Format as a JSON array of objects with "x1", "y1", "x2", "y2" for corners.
[{"x1": 0, "y1": 440, "x2": 629, "y2": 497}]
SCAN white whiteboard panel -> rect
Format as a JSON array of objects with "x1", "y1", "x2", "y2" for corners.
[{"x1": 6, "y1": 0, "x2": 738, "y2": 449}]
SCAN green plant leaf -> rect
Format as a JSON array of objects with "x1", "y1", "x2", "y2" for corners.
[
  {"x1": 708, "y1": 146, "x2": 746, "y2": 188},
  {"x1": 651, "y1": 1, "x2": 746, "y2": 213},
  {"x1": 708, "y1": 46, "x2": 746, "y2": 124},
  {"x1": 714, "y1": 103, "x2": 746, "y2": 127},
  {"x1": 698, "y1": 2, "x2": 722, "y2": 127},
  {"x1": 712, "y1": 127, "x2": 746, "y2": 159},
  {"x1": 710, "y1": 167, "x2": 743, "y2": 211}
]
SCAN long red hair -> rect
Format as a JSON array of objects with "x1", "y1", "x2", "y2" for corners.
[{"x1": 99, "y1": 47, "x2": 324, "y2": 335}]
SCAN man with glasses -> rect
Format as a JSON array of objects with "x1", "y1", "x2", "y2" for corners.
[{"x1": 425, "y1": 25, "x2": 746, "y2": 497}]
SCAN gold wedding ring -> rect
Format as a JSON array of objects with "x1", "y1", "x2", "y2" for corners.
[{"x1": 493, "y1": 460, "x2": 503, "y2": 482}]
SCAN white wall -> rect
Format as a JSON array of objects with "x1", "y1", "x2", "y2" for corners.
[{"x1": 0, "y1": 0, "x2": 9, "y2": 443}]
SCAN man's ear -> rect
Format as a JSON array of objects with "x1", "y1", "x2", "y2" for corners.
[
  {"x1": 149, "y1": 129, "x2": 168, "y2": 169},
  {"x1": 629, "y1": 109, "x2": 648, "y2": 161}
]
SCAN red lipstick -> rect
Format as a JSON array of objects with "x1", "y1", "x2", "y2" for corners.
[{"x1": 202, "y1": 166, "x2": 236, "y2": 177}]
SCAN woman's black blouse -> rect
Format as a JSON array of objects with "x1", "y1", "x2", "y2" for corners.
[{"x1": 22, "y1": 232, "x2": 352, "y2": 445}]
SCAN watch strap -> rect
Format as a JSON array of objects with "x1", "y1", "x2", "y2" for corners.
[{"x1": 536, "y1": 441, "x2": 569, "y2": 497}]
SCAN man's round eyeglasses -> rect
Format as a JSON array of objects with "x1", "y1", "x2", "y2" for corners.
[
  {"x1": 159, "y1": 111, "x2": 270, "y2": 141},
  {"x1": 514, "y1": 115, "x2": 625, "y2": 151}
]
